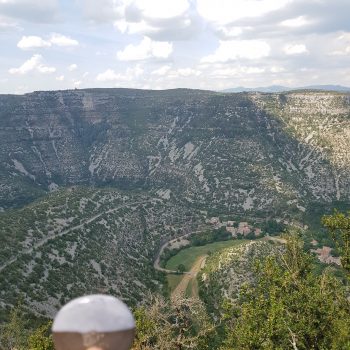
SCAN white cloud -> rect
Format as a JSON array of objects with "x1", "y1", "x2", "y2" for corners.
[
  {"x1": 132, "y1": 0, "x2": 189, "y2": 20},
  {"x1": 197, "y1": 0, "x2": 291, "y2": 24},
  {"x1": 280, "y1": 16, "x2": 310, "y2": 28},
  {"x1": 329, "y1": 33, "x2": 350, "y2": 56},
  {"x1": 96, "y1": 65, "x2": 144, "y2": 82},
  {"x1": 151, "y1": 65, "x2": 171, "y2": 75},
  {"x1": 49, "y1": 33, "x2": 79, "y2": 47},
  {"x1": 96, "y1": 69, "x2": 121, "y2": 82},
  {"x1": 81, "y1": 0, "x2": 196, "y2": 41},
  {"x1": 174, "y1": 68, "x2": 201, "y2": 77},
  {"x1": 330, "y1": 46, "x2": 350, "y2": 56},
  {"x1": 215, "y1": 26, "x2": 244, "y2": 39},
  {"x1": 17, "y1": 35, "x2": 51, "y2": 49},
  {"x1": 210, "y1": 66, "x2": 265, "y2": 77},
  {"x1": 0, "y1": 0, "x2": 59, "y2": 23},
  {"x1": 114, "y1": 19, "x2": 156, "y2": 36},
  {"x1": 81, "y1": 0, "x2": 190, "y2": 21},
  {"x1": 56, "y1": 75, "x2": 64, "y2": 81},
  {"x1": 284, "y1": 44, "x2": 308, "y2": 55},
  {"x1": 117, "y1": 37, "x2": 173, "y2": 61},
  {"x1": 0, "y1": 15, "x2": 19, "y2": 31},
  {"x1": 68, "y1": 64, "x2": 78, "y2": 71},
  {"x1": 270, "y1": 66, "x2": 286, "y2": 73},
  {"x1": 201, "y1": 40, "x2": 270, "y2": 63},
  {"x1": 17, "y1": 33, "x2": 79, "y2": 50},
  {"x1": 9, "y1": 54, "x2": 55, "y2": 74}
]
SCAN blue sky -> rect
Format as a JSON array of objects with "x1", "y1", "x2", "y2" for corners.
[{"x1": 1, "y1": 0, "x2": 350, "y2": 93}]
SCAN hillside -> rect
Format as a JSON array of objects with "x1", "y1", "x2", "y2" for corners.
[
  {"x1": 0, "y1": 186, "x2": 202, "y2": 319},
  {"x1": 1, "y1": 89, "x2": 349, "y2": 218},
  {"x1": 0, "y1": 88, "x2": 349, "y2": 318}
]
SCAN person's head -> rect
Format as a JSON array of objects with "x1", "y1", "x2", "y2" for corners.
[{"x1": 52, "y1": 295, "x2": 135, "y2": 350}]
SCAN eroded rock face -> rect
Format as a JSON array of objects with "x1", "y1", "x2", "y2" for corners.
[{"x1": 0, "y1": 88, "x2": 349, "y2": 214}]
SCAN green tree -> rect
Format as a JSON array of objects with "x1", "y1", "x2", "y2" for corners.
[
  {"x1": 222, "y1": 235, "x2": 350, "y2": 349},
  {"x1": 0, "y1": 301, "x2": 29, "y2": 350},
  {"x1": 132, "y1": 296, "x2": 215, "y2": 350},
  {"x1": 28, "y1": 321, "x2": 54, "y2": 350},
  {"x1": 177, "y1": 264, "x2": 186, "y2": 273},
  {"x1": 322, "y1": 210, "x2": 350, "y2": 273}
]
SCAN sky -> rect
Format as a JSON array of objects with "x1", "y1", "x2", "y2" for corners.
[{"x1": 0, "y1": 0, "x2": 350, "y2": 94}]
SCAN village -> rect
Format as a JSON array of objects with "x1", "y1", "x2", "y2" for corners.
[{"x1": 206, "y1": 217, "x2": 262, "y2": 238}]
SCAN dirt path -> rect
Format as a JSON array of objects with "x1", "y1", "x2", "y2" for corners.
[{"x1": 171, "y1": 255, "x2": 207, "y2": 300}]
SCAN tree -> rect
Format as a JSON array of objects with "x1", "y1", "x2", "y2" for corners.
[
  {"x1": 177, "y1": 264, "x2": 186, "y2": 273},
  {"x1": 0, "y1": 301, "x2": 29, "y2": 350},
  {"x1": 132, "y1": 296, "x2": 215, "y2": 350},
  {"x1": 28, "y1": 321, "x2": 54, "y2": 350},
  {"x1": 322, "y1": 210, "x2": 350, "y2": 273},
  {"x1": 221, "y1": 234, "x2": 350, "y2": 349}
]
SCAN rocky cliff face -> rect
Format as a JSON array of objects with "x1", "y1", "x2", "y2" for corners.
[{"x1": 1, "y1": 88, "x2": 349, "y2": 216}]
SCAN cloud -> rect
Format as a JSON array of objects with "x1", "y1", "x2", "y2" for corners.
[
  {"x1": 80, "y1": 0, "x2": 199, "y2": 41},
  {"x1": 17, "y1": 33, "x2": 79, "y2": 50},
  {"x1": 151, "y1": 65, "x2": 171, "y2": 75},
  {"x1": 117, "y1": 37, "x2": 173, "y2": 61},
  {"x1": 210, "y1": 65, "x2": 265, "y2": 77},
  {"x1": 0, "y1": 15, "x2": 19, "y2": 31},
  {"x1": 96, "y1": 69, "x2": 121, "y2": 82},
  {"x1": 49, "y1": 33, "x2": 79, "y2": 47},
  {"x1": 9, "y1": 54, "x2": 56, "y2": 74},
  {"x1": 0, "y1": 0, "x2": 59, "y2": 23},
  {"x1": 130, "y1": 0, "x2": 189, "y2": 20},
  {"x1": 173, "y1": 68, "x2": 201, "y2": 77},
  {"x1": 68, "y1": 64, "x2": 78, "y2": 71},
  {"x1": 280, "y1": 15, "x2": 310, "y2": 28},
  {"x1": 197, "y1": 0, "x2": 291, "y2": 24},
  {"x1": 56, "y1": 75, "x2": 64, "y2": 81},
  {"x1": 201, "y1": 40, "x2": 270, "y2": 63},
  {"x1": 270, "y1": 66, "x2": 286, "y2": 73},
  {"x1": 17, "y1": 35, "x2": 51, "y2": 49},
  {"x1": 96, "y1": 65, "x2": 144, "y2": 82},
  {"x1": 284, "y1": 43, "x2": 308, "y2": 55}
]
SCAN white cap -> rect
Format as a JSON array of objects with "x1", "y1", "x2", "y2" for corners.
[{"x1": 52, "y1": 294, "x2": 135, "y2": 333}]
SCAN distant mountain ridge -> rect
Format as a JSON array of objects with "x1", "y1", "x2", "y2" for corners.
[{"x1": 221, "y1": 84, "x2": 350, "y2": 93}]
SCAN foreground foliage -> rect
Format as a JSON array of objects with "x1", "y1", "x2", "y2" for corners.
[
  {"x1": 0, "y1": 303, "x2": 53, "y2": 350},
  {"x1": 221, "y1": 235, "x2": 350, "y2": 350},
  {"x1": 1, "y1": 213, "x2": 350, "y2": 349},
  {"x1": 132, "y1": 297, "x2": 215, "y2": 350},
  {"x1": 322, "y1": 210, "x2": 350, "y2": 274}
]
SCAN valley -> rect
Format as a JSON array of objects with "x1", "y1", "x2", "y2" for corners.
[{"x1": 0, "y1": 88, "x2": 349, "y2": 325}]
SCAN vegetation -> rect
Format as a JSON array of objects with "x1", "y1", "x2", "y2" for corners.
[
  {"x1": 189, "y1": 227, "x2": 231, "y2": 246},
  {"x1": 2, "y1": 219, "x2": 350, "y2": 350},
  {"x1": 132, "y1": 297, "x2": 215, "y2": 350},
  {"x1": 322, "y1": 210, "x2": 350, "y2": 273},
  {"x1": 0, "y1": 302, "x2": 53, "y2": 350},
  {"x1": 221, "y1": 234, "x2": 350, "y2": 349},
  {"x1": 165, "y1": 240, "x2": 246, "y2": 271}
]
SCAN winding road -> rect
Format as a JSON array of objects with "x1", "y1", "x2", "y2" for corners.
[{"x1": 153, "y1": 229, "x2": 206, "y2": 273}]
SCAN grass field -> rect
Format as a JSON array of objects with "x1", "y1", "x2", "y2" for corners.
[
  {"x1": 167, "y1": 274, "x2": 183, "y2": 291},
  {"x1": 165, "y1": 239, "x2": 248, "y2": 271}
]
